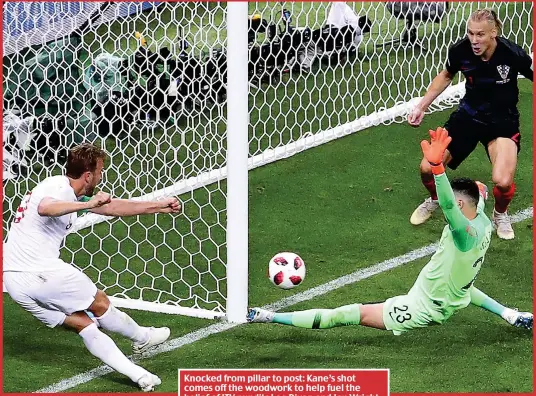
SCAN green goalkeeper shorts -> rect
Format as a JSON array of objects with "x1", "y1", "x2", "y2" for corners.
[{"x1": 383, "y1": 294, "x2": 443, "y2": 335}]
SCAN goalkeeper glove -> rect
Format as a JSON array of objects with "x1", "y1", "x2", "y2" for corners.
[
  {"x1": 420, "y1": 127, "x2": 452, "y2": 175},
  {"x1": 476, "y1": 181, "x2": 489, "y2": 200}
]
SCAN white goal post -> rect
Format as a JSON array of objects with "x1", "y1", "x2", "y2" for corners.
[{"x1": 2, "y1": 2, "x2": 533, "y2": 322}]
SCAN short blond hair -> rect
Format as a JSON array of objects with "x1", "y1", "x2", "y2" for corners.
[{"x1": 469, "y1": 9, "x2": 502, "y2": 35}]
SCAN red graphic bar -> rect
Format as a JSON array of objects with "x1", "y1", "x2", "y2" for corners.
[{"x1": 178, "y1": 369, "x2": 389, "y2": 396}]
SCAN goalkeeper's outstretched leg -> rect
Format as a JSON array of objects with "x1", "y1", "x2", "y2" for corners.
[
  {"x1": 470, "y1": 286, "x2": 533, "y2": 330},
  {"x1": 247, "y1": 303, "x2": 386, "y2": 330}
]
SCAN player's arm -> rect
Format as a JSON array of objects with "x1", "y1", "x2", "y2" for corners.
[
  {"x1": 38, "y1": 197, "x2": 97, "y2": 217},
  {"x1": 434, "y1": 173, "x2": 478, "y2": 252},
  {"x1": 418, "y1": 44, "x2": 461, "y2": 111},
  {"x1": 421, "y1": 127, "x2": 478, "y2": 252},
  {"x1": 408, "y1": 45, "x2": 458, "y2": 125},
  {"x1": 88, "y1": 197, "x2": 181, "y2": 216},
  {"x1": 415, "y1": 70, "x2": 455, "y2": 112},
  {"x1": 38, "y1": 191, "x2": 111, "y2": 217},
  {"x1": 408, "y1": 70, "x2": 454, "y2": 126}
]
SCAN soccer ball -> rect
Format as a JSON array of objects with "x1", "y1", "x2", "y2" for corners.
[{"x1": 268, "y1": 252, "x2": 306, "y2": 290}]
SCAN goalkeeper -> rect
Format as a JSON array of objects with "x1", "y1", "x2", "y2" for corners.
[{"x1": 247, "y1": 127, "x2": 533, "y2": 334}]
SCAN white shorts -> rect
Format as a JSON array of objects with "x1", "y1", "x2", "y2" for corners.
[{"x1": 4, "y1": 264, "x2": 98, "y2": 328}]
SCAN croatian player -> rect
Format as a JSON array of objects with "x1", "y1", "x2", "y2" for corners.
[
  {"x1": 3, "y1": 143, "x2": 181, "y2": 391},
  {"x1": 408, "y1": 9, "x2": 533, "y2": 240},
  {"x1": 247, "y1": 128, "x2": 533, "y2": 334}
]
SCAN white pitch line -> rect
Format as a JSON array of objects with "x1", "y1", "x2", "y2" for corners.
[{"x1": 35, "y1": 207, "x2": 533, "y2": 393}]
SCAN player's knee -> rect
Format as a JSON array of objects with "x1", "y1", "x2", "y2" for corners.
[
  {"x1": 359, "y1": 303, "x2": 387, "y2": 329},
  {"x1": 88, "y1": 290, "x2": 111, "y2": 317},
  {"x1": 420, "y1": 157, "x2": 432, "y2": 174},
  {"x1": 62, "y1": 311, "x2": 96, "y2": 333},
  {"x1": 492, "y1": 174, "x2": 513, "y2": 191},
  {"x1": 359, "y1": 304, "x2": 374, "y2": 324}
]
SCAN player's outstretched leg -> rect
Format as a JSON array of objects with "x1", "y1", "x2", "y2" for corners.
[
  {"x1": 410, "y1": 157, "x2": 439, "y2": 225},
  {"x1": 248, "y1": 305, "x2": 361, "y2": 328},
  {"x1": 65, "y1": 313, "x2": 162, "y2": 392},
  {"x1": 470, "y1": 287, "x2": 532, "y2": 330},
  {"x1": 247, "y1": 304, "x2": 385, "y2": 330},
  {"x1": 90, "y1": 290, "x2": 171, "y2": 355}
]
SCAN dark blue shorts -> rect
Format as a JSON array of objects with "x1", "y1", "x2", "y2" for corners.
[{"x1": 443, "y1": 108, "x2": 520, "y2": 170}]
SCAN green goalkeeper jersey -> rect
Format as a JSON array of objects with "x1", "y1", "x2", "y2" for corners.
[{"x1": 408, "y1": 173, "x2": 493, "y2": 322}]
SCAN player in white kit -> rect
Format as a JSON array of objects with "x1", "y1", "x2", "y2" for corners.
[{"x1": 3, "y1": 143, "x2": 182, "y2": 392}]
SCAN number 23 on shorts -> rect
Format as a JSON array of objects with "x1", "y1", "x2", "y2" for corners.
[{"x1": 389, "y1": 304, "x2": 412, "y2": 324}]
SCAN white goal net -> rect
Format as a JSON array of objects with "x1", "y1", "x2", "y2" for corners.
[{"x1": 3, "y1": 1, "x2": 533, "y2": 321}]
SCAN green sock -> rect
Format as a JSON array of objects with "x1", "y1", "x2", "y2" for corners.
[
  {"x1": 273, "y1": 304, "x2": 361, "y2": 329},
  {"x1": 470, "y1": 287, "x2": 506, "y2": 317}
]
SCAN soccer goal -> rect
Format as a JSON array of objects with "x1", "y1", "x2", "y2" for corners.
[{"x1": 2, "y1": 2, "x2": 532, "y2": 322}]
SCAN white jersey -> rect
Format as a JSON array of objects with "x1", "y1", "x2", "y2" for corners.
[
  {"x1": 325, "y1": 3, "x2": 364, "y2": 46},
  {"x1": 326, "y1": 2, "x2": 360, "y2": 30},
  {"x1": 4, "y1": 175, "x2": 80, "y2": 272}
]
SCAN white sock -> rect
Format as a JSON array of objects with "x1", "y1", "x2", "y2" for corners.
[
  {"x1": 79, "y1": 323, "x2": 147, "y2": 382},
  {"x1": 96, "y1": 305, "x2": 149, "y2": 344}
]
